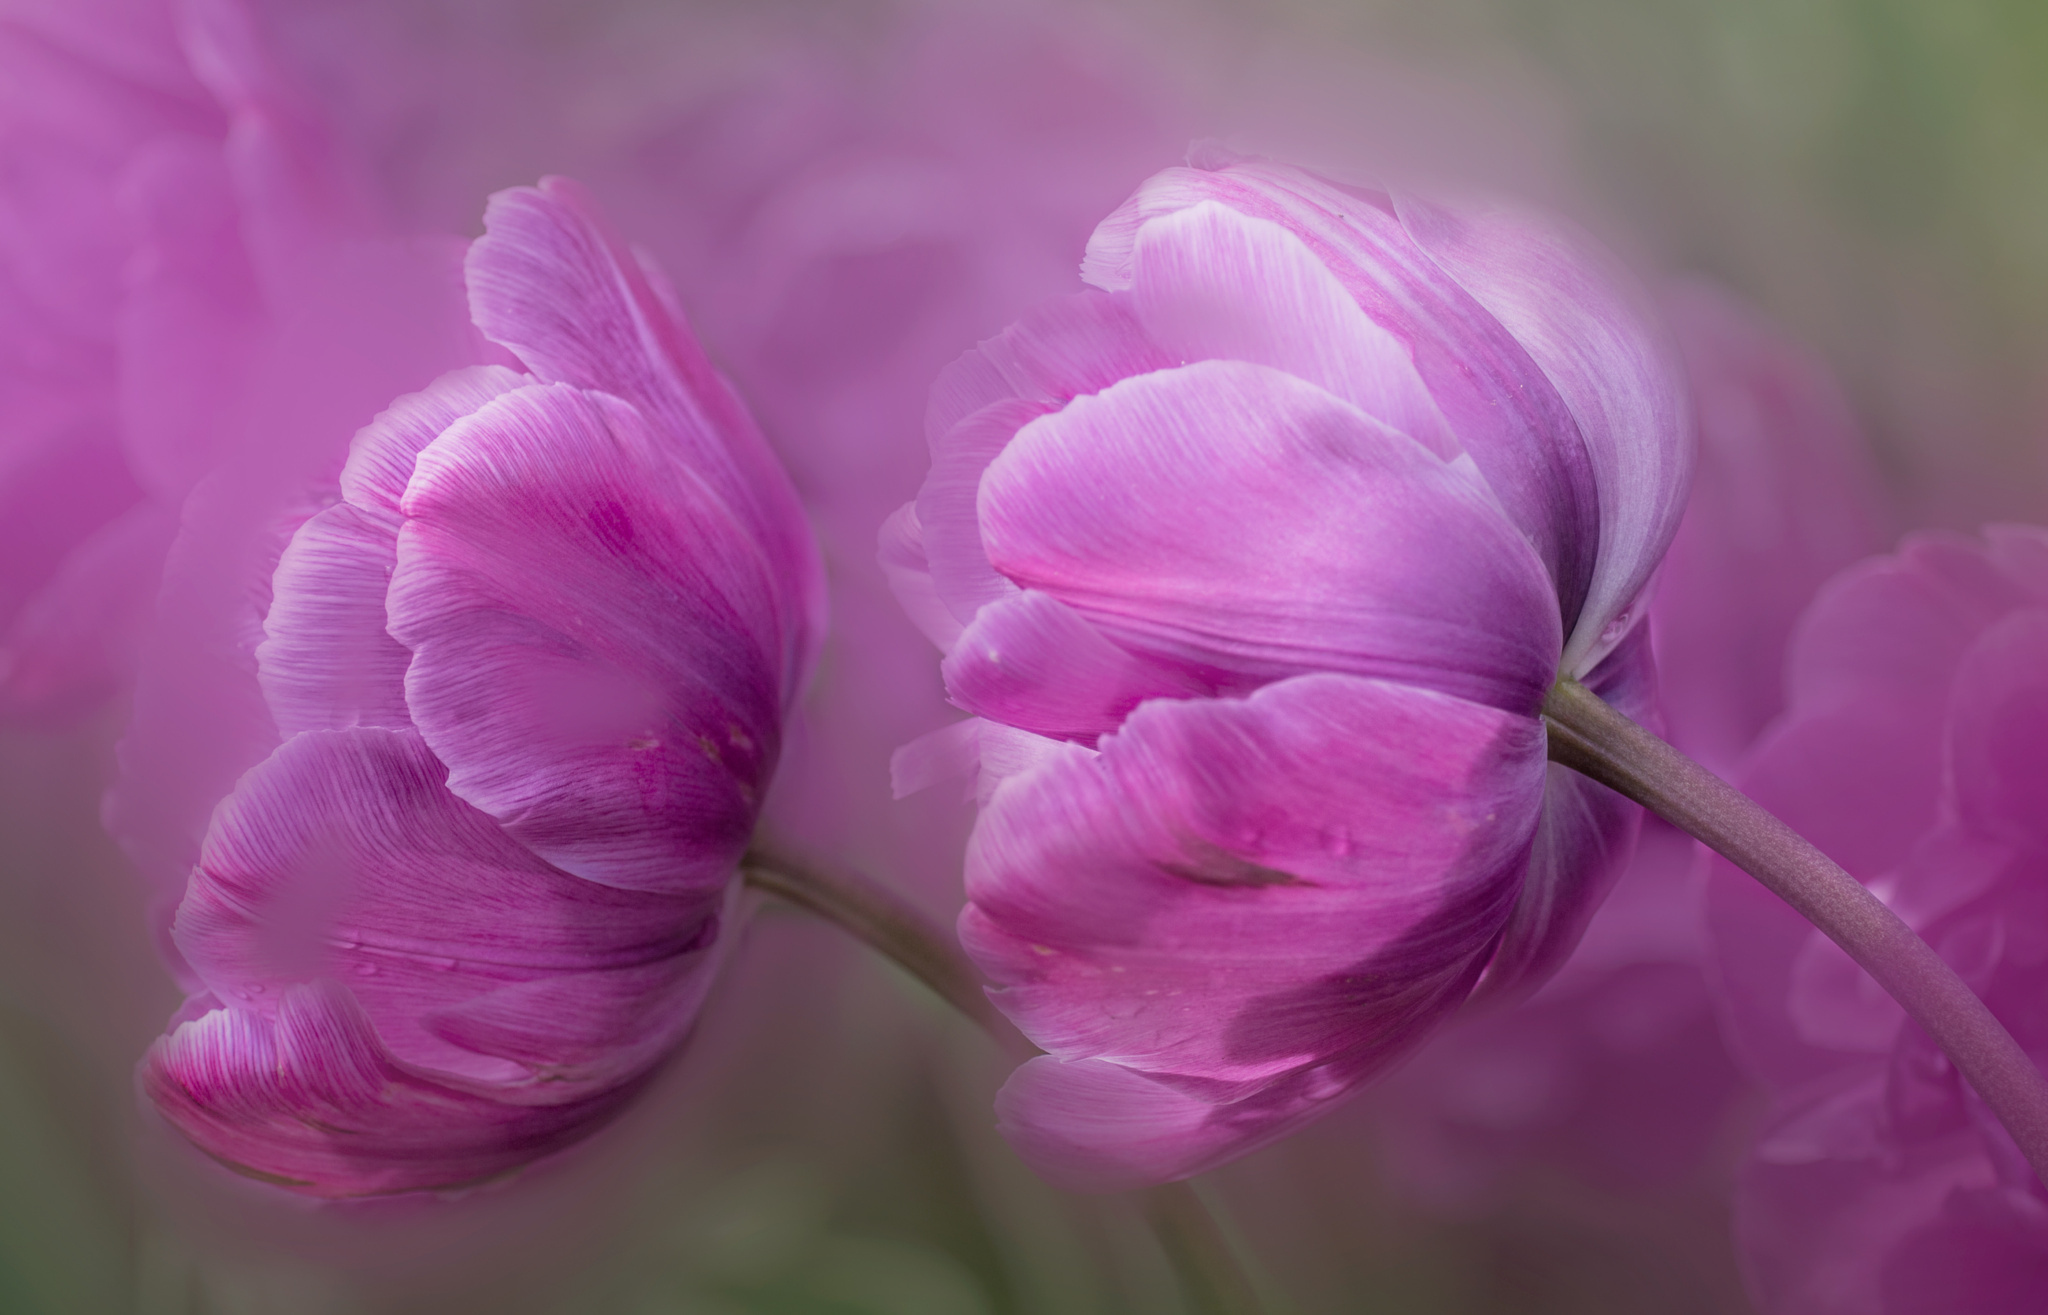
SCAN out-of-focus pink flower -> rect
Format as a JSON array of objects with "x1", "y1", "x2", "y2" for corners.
[
  {"x1": 1705, "y1": 527, "x2": 2048, "y2": 1313},
  {"x1": 1363, "y1": 283, "x2": 1885, "y2": 1207},
  {"x1": 886, "y1": 150, "x2": 1691, "y2": 1190},
  {"x1": 0, "y1": 0, "x2": 462, "y2": 721},
  {"x1": 125, "y1": 178, "x2": 822, "y2": 1197}
]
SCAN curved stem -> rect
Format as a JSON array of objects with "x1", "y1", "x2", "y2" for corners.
[
  {"x1": 741, "y1": 848, "x2": 1269, "y2": 1315},
  {"x1": 741, "y1": 847, "x2": 1019, "y2": 1052},
  {"x1": 1543, "y1": 676, "x2": 2048, "y2": 1183}
]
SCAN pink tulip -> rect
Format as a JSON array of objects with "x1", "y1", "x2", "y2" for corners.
[
  {"x1": 127, "y1": 178, "x2": 822, "y2": 1197},
  {"x1": 1706, "y1": 527, "x2": 2048, "y2": 1313},
  {"x1": 887, "y1": 150, "x2": 1691, "y2": 1189}
]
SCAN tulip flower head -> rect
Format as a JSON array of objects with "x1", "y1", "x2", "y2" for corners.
[
  {"x1": 132, "y1": 178, "x2": 823, "y2": 1196},
  {"x1": 887, "y1": 150, "x2": 1691, "y2": 1189}
]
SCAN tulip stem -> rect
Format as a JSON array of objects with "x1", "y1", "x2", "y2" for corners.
[
  {"x1": 741, "y1": 847, "x2": 1019, "y2": 1051},
  {"x1": 740, "y1": 848, "x2": 1270, "y2": 1315},
  {"x1": 1542, "y1": 675, "x2": 2048, "y2": 1184}
]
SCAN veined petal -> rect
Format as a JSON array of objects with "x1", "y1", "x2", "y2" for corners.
[
  {"x1": 915, "y1": 397, "x2": 1045, "y2": 626},
  {"x1": 388, "y1": 383, "x2": 780, "y2": 895},
  {"x1": 1082, "y1": 159, "x2": 1599, "y2": 618},
  {"x1": 140, "y1": 981, "x2": 646, "y2": 1198},
  {"x1": 876, "y1": 502, "x2": 961, "y2": 651},
  {"x1": 979, "y1": 360, "x2": 1560, "y2": 713},
  {"x1": 464, "y1": 178, "x2": 822, "y2": 682},
  {"x1": 1128, "y1": 201, "x2": 1455, "y2": 457},
  {"x1": 256, "y1": 502, "x2": 412, "y2": 735},
  {"x1": 173, "y1": 728, "x2": 715, "y2": 1086},
  {"x1": 337, "y1": 365, "x2": 529, "y2": 525},
  {"x1": 1396, "y1": 195, "x2": 1692, "y2": 672},
  {"x1": 941, "y1": 588, "x2": 1209, "y2": 743},
  {"x1": 257, "y1": 367, "x2": 529, "y2": 737},
  {"x1": 962, "y1": 673, "x2": 1546, "y2": 1186}
]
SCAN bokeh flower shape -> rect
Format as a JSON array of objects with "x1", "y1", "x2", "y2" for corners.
[
  {"x1": 1704, "y1": 527, "x2": 2048, "y2": 1313},
  {"x1": 886, "y1": 152, "x2": 1691, "y2": 1189},
  {"x1": 136, "y1": 178, "x2": 823, "y2": 1196}
]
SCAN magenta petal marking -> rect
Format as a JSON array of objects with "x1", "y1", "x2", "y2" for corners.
[
  {"x1": 141, "y1": 981, "x2": 646, "y2": 1198},
  {"x1": 464, "y1": 179, "x2": 822, "y2": 669},
  {"x1": 1395, "y1": 195, "x2": 1692, "y2": 672},
  {"x1": 941, "y1": 589, "x2": 1209, "y2": 743},
  {"x1": 961, "y1": 673, "x2": 1546, "y2": 1185},
  {"x1": 388, "y1": 383, "x2": 779, "y2": 894},
  {"x1": 173, "y1": 727, "x2": 715, "y2": 1084},
  {"x1": 979, "y1": 359, "x2": 1560, "y2": 712}
]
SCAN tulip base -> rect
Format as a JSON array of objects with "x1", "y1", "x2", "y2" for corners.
[
  {"x1": 740, "y1": 848, "x2": 1271, "y2": 1315},
  {"x1": 1541, "y1": 675, "x2": 2048, "y2": 1185}
]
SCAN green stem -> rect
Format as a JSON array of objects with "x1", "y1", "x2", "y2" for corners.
[
  {"x1": 741, "y1": 848, "x2": 1270, "y2": 1315},
  {"x1": 1543, "y1": 676, "x2": 2048, "y2": 1183}
]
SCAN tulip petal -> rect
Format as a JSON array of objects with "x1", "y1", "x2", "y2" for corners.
[
  {"x1": 876, "y1": 503, "x2": 961, "y2": 650},
  {"x1": 1128, "y1": 201, "x2": 1456, "y2": 457},
  {"x1": 141, "y1": 981, "x2": 643, "y2": 1197},
  {"x1": 1395, "y1": 195, "x2": 1692, "y2": 672},
  {"x1": 923, "y1": 290, "x2": 1174, "y2": 444},
  {"x1": 257, "y1": 367, "x2": 529, "y2": 737},
  {"x1": 388, "y1": 382, "x2": 780, "y2": 894},
  {"x1": 979, "y1": 359, "x2": 1560, "y2": 713},
  {"x1": 1083, "y1": 160, "x2": 1599, "y2": 620},
  {"x1": 916, "y1": 397, "x2": 1044, "y2": 626},
  {"x1": 962, "y1": 673, "x2": 1546, "y2": 1187},
  {"x1": 465, "y1": 178, "x2": 822, "y2": 678},
  {"x1": 1474, "y1": 620, "x2": 1653, "y2": 1001},
  {"x1": 1948, "y1": 609, "x2": 2048, "y2": 851},
  {"x1": 173, "y1": 727, "x2": 716, "y2": 1085},
  {"x1": 941, "y1": 588, "x2": 1209, "y2": 743}
]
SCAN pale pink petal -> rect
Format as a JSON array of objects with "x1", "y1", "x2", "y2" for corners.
[
  {"x1": 979, "y1": 360, "x2": 1560, "y2": 712},
  {"x1": 1395, "y1": 194, "x2": 1692, "y2": 673},
  {"x1": 875, "y1": 502, "x2": 960, "y2": 650},
  {"x1": 915, "y1": 397, "x2": 1044, "y2": 627},
  {"x1": 963, "y1": 673, "x2": 1546, "y2": 1187},
  {"x1": 1128, "y1": 201, "x2": 1455, "y2": 457},
  {"x1": 1082, "y1": 159, "x2": 1599, "y2": 619},
  {"x1": 940, "y1": 589, "x2": 1210, "y2": 744}
]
